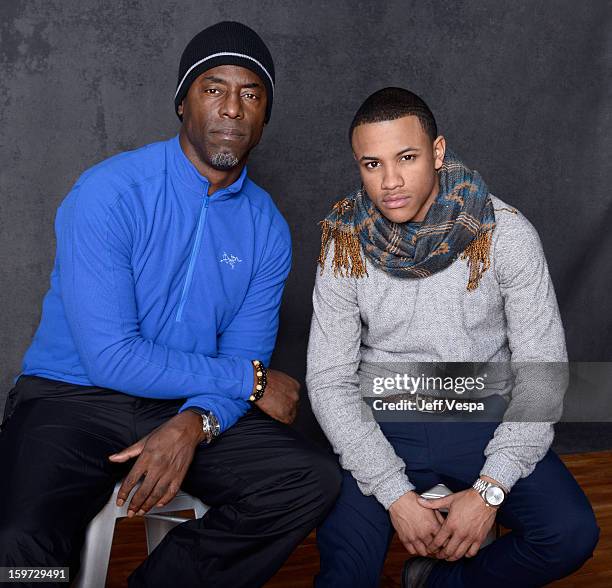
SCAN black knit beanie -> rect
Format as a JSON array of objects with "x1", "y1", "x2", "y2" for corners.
[{"x1": 174, "y1": 21, "x2": 275, "y2": 123}]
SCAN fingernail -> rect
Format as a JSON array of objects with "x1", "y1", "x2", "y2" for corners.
[
  {"x1": 127, "y1": 510, "x2": 134, "y2": 518},
  {"x1": 116, "y1": 499, "x2": 124, "y2": 507},
  {"x1": 137, "y1": 510, "x2": 145, "y2": 516}
]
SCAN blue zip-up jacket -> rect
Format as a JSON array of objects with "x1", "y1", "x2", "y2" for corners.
[{"x1": 19, "y1": 134, "x2": 292, "y2": 431}]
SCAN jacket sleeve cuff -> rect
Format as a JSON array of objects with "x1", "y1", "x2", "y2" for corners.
[
  {"x1": 480, "y1": 453, "x2": 523, "y2": 492},
  {"x1": 178, "y1": 397, "x2": 228, "y2": 432},
  {"x1": 241, "y1": 357, "x2": 255, "y2": 401},
  {"x1": 372, "y1": 472, "x2": 416, "y2": 510}
]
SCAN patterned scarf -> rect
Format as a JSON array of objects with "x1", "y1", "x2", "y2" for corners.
[{"x1": 318, "y1": 150, "x2": 496, "y2": 291}]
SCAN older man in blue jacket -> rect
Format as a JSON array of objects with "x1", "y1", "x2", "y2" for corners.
[{"x1": 0, "y1": 21, "x2": 340, "y2": 588}]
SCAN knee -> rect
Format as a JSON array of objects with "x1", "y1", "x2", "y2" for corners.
[
  {"x1": 563, "y1": 510, "x2": 600, "y2": 569},
  {"x1": 530, "y1": 506, "x2": 600, "y2": 574},
  {"x1": 0, "y1": 521, "x2": 35, "y2": 564},
  {"x1": 0, "y1": 514, "x2": 72, "y2": 567}
]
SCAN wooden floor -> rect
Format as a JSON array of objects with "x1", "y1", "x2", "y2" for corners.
[{"x1": 106, "y1": 451, "x2": 612, "y2": 587}]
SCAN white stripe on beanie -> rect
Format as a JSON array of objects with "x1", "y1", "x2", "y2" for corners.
[{"x1": 174, "y1": 52, "x2": 275, "y2": 100}]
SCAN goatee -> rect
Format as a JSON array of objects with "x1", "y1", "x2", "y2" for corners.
[{"x1": 210, "y1": 152, "x2": 240, "y2": 170}]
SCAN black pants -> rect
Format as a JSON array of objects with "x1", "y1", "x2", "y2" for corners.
[{"x1": 0, "y1": 376, "x2": 341, "y2": 587}]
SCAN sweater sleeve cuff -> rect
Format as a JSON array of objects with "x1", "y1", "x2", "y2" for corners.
[
  {"x1": 372, "y1": 472, "x2": 416, "y2": 510},
  {"x1": 480, "y1": 453, "x2": 523, "y2": 492}
]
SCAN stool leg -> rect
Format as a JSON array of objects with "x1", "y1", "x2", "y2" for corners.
[
  {"x1": 145, "y1": 517, "x2": 183, "y2": 554},
  {"x1": 193, "y1": 499, "x2": 208, "y2": 519},
  {"x1": 144, "y1": 499, "x2": 209, "y2": 554},
  {"x1": 73, "y1": 505, "x2": 118, "y2": 588}
]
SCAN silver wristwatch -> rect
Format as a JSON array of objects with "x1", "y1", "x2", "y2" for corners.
[
  {"x1": 188, "y1": 408, "x2": 221, "y2": 444},
  {"x1": 472, "y1": 478, "x2": 506, "y2": 507}
]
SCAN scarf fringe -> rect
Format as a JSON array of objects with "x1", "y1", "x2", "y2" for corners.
[
  {"x1": 318, "y1": 221, "x2": 368, "y2": 278},
  {"x1": 318, "y1": 198, "x2": 368, "y2": 277},
  {"x1": 460, "y1": 229, "x2": 493, "y2": 291}
]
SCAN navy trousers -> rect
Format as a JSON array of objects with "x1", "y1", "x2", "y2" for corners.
[{"x1": 316, "y1": 415, "x2": 600, "y2": 587}]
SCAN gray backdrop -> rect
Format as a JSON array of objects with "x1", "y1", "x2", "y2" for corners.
[{"x1": 1, "y1": 1, "x2": 611, "y2": 449}]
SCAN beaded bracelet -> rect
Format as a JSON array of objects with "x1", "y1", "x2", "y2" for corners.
[{"x1": 249, "y1": 359, "x2": 268, "y2": 402}]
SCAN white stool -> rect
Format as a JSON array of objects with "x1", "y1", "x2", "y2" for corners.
[{"x1": 73, "y1": 481, "x2": 209, "y2": 588}]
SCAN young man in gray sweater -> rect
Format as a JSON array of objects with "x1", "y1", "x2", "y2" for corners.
[{"x1": 306, "y1": 87, "x2": 599, "y2": 587}]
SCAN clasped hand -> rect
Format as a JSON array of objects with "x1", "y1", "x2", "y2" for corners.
[{"x1": 389, "y1": 488, "x2": 497, "y2": 561}]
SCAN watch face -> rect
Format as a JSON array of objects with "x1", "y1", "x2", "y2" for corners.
[{"x1": 484, "y1": 485, "x2": 505, "y2": 506}]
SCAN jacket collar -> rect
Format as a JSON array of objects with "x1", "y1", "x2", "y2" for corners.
[{"x1": 169, "y1": 133, "x2": 248, "y2": 200}]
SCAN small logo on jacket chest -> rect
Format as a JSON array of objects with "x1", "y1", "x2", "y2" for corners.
[{"x1": 219, "y1": 252, "x2": 242, "y2": 269}]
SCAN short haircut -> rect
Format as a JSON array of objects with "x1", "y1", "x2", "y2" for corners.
[{"x1": 349, "y1": 87, "x2": 438, "y2": 144}]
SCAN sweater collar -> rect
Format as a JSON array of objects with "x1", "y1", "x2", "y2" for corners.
[{"x1": 169, "y1": 133, "x2": 248, "y2": 199}]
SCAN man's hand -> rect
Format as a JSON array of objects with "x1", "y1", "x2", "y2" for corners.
[
  {"x1": 418, "y1": 480, "x2": 501, "y2": 561},
  {"x1": 389, "y1": 491, "x2": 445, "y2": 557},
  {"x1": 108, "y1": 411, "x2": 204, "y2": 517},
  {"x1": 254, "y1": 368, "x2": 300, "y2": 424}
]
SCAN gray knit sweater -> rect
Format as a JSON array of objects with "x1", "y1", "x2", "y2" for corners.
[{"x1": 306, "y1": 195, "x2": 568, "y2": 509}]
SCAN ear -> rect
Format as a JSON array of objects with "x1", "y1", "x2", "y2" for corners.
[
  {"x1": 433, "y1": 135, "x2": 446, "y2": 171},
  {"x1": 177, "y1": 100, "x2": 184, "y2": 117}
]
